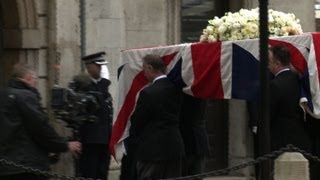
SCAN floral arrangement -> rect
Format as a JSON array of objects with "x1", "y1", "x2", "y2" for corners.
[{"x1": 200, "y1": 8, "x2": 303, "y2": 42}]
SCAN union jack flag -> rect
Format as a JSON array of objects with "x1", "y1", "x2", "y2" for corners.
[{"x1": 109, "y1": 32, "x2": 320, "y2": 160}]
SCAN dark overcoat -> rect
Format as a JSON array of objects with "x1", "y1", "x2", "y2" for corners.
[{"x1": 0, "y1": 79, "x2": 68, "y2": 175}]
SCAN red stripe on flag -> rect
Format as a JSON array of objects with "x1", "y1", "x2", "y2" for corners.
[
  {"x1": 190, "y1": 42, "x2": 224, "y2": 99},
  {"x1": 312, "y1": 33, "x2": 320, "y2": 85},
  {"x1": 109, "y1": 72, "x2": 148, "y2": 157},
  {"x1": 269, "y1": 39, "x2": 307, "y2": 75}
]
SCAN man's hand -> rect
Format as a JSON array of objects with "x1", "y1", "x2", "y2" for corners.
[{"x1": 68, "y1": 141, "x2": 82, "y2": 155}]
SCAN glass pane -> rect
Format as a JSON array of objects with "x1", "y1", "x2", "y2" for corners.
[{"x1": 181, "y1": 0, "x2": 215, "y2": 43}]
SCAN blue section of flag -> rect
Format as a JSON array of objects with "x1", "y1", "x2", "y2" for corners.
[
  {"x1": 167, "y1": 58, "x2": 186, "y2": 88},
  {"x1": 231, "y1": 44, "x2": 260, "y2": 101}
]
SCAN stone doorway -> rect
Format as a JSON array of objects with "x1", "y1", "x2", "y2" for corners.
[{"x1": 0, "y1": 0, "x2": 38, "y2": 88}]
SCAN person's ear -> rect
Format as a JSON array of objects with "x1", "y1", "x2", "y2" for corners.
[
  {"x1": 147, "y1": 64, "x2": 153, "y2": 71},
  {"x1": 275, "y1": 59, "x2": 281, "y2": 66}
]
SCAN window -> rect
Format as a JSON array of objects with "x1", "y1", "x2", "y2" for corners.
[
  {"x1": 316, "y1": 0, "x2": 320, "y2": 31},
  {"x1": 181, "y1": 0, "x2": 215, "y2": 43},
  {"x1": 315, "y1": 1, "x2": 320, "y2": 18}
]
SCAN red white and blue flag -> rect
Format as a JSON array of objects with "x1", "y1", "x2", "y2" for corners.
[{"x1": 109, "y1": 33, "x2": 320, "y2": 160}]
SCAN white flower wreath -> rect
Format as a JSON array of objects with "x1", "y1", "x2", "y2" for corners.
[{"x1": 200, "y1": 8, "x2": 303, "y2": 42}]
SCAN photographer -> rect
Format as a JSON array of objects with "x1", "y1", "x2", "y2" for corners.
[
  {"x1": 0, "y1": 63, "x2": 81, "y2": 180},
  {"x1": 79, "y1": 52, "x2": 113, "y2": 180}
]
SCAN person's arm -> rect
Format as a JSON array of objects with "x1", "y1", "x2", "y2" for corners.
[
  {"x1": 17, "y1": 93, "x2": 69, "y2": 153},
  {"x1": 129, "y1": 90, "x2": 151, "y2": 140},
  {"x1": 269, "y1": 82, "x2": 279, "y2": 123}
]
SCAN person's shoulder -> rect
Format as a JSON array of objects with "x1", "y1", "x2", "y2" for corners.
[
  {"x1": 100, "y1": 78, "x2": 111, "y2": 86},
  {"x1": 277, "y1": 70, "x2": 299, "y2": 82},
  {"x1": 153, "y1": 77, "x2": 174, "y2": 86},
  {"x1": 8, "y1": 87, "x2": 37, "y2": 102},
  {"x1": 149, "y1": 79, "x2": 179, "y2": 93}
]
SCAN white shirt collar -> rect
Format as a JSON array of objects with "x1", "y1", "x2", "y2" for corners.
[
  {"x1": 275, "y1": 68, "x2": 290, "y2": 77},
  {"x1": 92, "y1": 77, "x2": 102, "y2": 84},
  {"x1": 153, "y1": 75, "x2": 167, "y2": 83}
]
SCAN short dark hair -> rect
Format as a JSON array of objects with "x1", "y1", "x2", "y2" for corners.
[
  {"x1": 12, "y1": 63, "x2": 34, "y2": 78},
  {"x1": 269, "y1": 45, "x2": 291, "y2": 66},
  {"x1": 143, "y1": 54, "x2": 166, "y2": 74}
]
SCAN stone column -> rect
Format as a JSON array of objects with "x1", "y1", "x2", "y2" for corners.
[
  {"x1": 228, "y1": 99, "x2": 255, "y2": 178},
  {"x1": 274, "y1": 152, "x2": 309, "y2": 180},
  {"x1": 47, "y1": 0, "x2": 81, "y2": 176}
]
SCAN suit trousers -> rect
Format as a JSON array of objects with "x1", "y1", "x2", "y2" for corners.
[
  {"x1": 182, "y1": 155, "x2": 205, "y2": 180},
  {"x1": 79, "y1": 144, "x2": 110, "y2": 180},
  {"x1": 136, "y1": 159, "x2": 182, "y2": 180},
  {"x1": 120, "y1": 154, "x2": 137, "y2": 180}
]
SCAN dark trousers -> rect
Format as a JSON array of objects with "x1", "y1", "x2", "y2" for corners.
[
  {"x1": 182, "y1": 156, "x2": 205, "y2": 180},
  {"x1": 306, "y1": 115, "x2": 320, "y2": 180},
  {"x1": 0, "y1": 173, "x2": 48, "y2": 180},
  {"x1": 79, "y1": 144, "x2": 110, "y2": 180},
  {"x1": 120, "y1": 154, "x2": 137, "y2": 180},
  {"x1": 136, "y1": 159, "x2": 182, "y2": 180}
]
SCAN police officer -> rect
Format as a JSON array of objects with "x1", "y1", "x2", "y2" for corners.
[{"x1": 79, "y1": 52, "x2": 113, "y2": 180}]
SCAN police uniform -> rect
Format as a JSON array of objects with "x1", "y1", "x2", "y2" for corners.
[{"x1": 79, "y1": 52, "x2": 113, "y2": 180}]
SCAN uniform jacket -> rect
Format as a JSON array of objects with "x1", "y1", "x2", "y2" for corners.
[
  {"x1": 270, "y1": 70, "x2": 311, "y2": 151},
  {"x1": 129, "y1": 78, "x2": 185, "y2": 161},
  {"x1": 0, "y1": 79, "x2": 68, "y2": 175},
  {"x1": 79, "y1": 78, "x2": 113, "y2": 144}
]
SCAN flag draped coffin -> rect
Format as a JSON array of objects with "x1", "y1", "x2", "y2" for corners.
[{"x1": 110, "y1": 33, "x2": 320, "y2": 160}]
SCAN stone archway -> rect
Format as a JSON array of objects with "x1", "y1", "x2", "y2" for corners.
[{"x1": 0, "y1": 0, "x2": 40, "y2": 88}]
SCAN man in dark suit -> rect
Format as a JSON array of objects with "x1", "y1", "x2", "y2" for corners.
[
  {"x1": 129, "y1": 54, "x2": 185, "y2": 180},
  {"x1": 79, "y1": 52, "x2": 113, "y2": 180},
  {"x1": 180, "y1": 94, "x2": 209, "y2": 179},
  {"x1": 268, "y1": 45, "x2": 310, "y2": 151}
]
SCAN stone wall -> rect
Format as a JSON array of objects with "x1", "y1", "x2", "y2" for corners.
[
  {"x1": 83, "y1": 0, "x2": 180, "y2": 115},
  {"x1": 123, "y1": 0, "x2": 180, "y2": 49},
  {"x1": 244, "y1": 0, "x2": 315, "y2": 32},
  {"x1": 84, "y1": 0, "x2": 125, "y2": 107},
  {"x1": 47, "y1": 0, "x2": 81, "y2": 176}
]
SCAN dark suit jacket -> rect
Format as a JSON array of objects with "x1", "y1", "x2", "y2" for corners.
[
  {"x1": 270, "y1": 70, "x2": 310, "y2": 151},
  {"x1": 179, "y1": 93, "x2": 210, "y2": 157},
  {"x1": 80, "y1": 78, "x2": 113, "y2": 144},
  {"x1": 129, "y1": 77, "x2": 185, "y2": 161}
]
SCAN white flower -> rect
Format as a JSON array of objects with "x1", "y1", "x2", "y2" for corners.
[
  {"x1": 232, "y1": 23, "x2": 241, "y2": 29},
  {"x1": 208, "y1": 17, "x2": 223, "y2": 27},
  {"x1": 206, "y1": 26, "x2": 214, "y2": 35},
  {"x1": 200, "y1": 35, "x2": 208, "y2": 42},
  {"x1": 208, "y1": 35, "x2": 217, "y2": 42},
  {"x1": 248, "y1": 23, "x2": 258, "y2": 33},
  {"x1": 218, "y1": 24, "x2": 228, "y2": 34},
  {"x1": 199, "y1": 8, "x2": 303, "y2": 42}
]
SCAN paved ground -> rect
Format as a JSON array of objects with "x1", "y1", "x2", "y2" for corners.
[
  {"x1": 204, "y1": 177, "x2": 253, "y2": 180},
  {"x1": 108, "y1": 168, "x2": 252, "y2": 180},
  {"x1": 107, "y1": 159, "x2": 253, "y2": 180}
]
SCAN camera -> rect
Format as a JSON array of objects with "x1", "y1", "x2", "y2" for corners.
[{"x1": 51, "y1": 81, "x2": 101, "y2": 131}]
